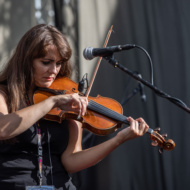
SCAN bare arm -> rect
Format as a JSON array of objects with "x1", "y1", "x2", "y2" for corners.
[
  {"x1": 0, "y1": 91, "x2": 88, "y2": 140},
  {"x1": 0, "y1": 93, "x2": 57, "y2": 139},
  {"x1": 61, "y1": 117, "x2": 149, "y2": 174}
]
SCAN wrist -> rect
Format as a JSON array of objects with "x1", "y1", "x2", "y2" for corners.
[
  {"x1": 112, "y1": 133, "x2": 125, "y2": 147},
  {"x1": 115, "y1": 130, "x2": 129, "y2": 145},
  {"x1": 49, "y1": 95, "x2": 59, "y2": 109}
]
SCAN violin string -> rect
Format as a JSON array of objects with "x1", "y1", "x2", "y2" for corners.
[
  {"x1": 88, "y1": 100, "x2": 129, "y2": 125},
  {"x1": 88, "y1": 101, "x2": 154, "y2": 134},
  {"x1": 88, "y1": 100, "x2": 124, "y2": 120}
]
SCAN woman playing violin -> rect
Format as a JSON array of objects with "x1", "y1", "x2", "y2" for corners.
[{"x1": 0, "y1": 24, "x2": 149, "y2": 190}]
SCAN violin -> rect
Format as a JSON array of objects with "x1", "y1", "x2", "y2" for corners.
[{"x1": 33, "y1": 77, "x2": 175, "y2": 153}]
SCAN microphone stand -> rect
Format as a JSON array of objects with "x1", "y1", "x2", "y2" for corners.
[
  {"x1": 104, "y1": 56, "x2": 190, "y2": 114},
  {"x1": 121, "y1": 85, "x2": 142, "y2": 106}
]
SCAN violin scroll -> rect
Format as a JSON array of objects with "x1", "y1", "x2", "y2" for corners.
[{"x1": 149, "y1": 127, "x2": 175, "y2": 153}]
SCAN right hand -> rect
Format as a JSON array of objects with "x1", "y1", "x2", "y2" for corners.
[{"x1": 53, "y1": 93, "x2": 88, "y2": 116}]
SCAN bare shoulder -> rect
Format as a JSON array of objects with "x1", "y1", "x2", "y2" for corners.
[{"x1": 0, "y1": 84, "x2": 9, "y2": 114}]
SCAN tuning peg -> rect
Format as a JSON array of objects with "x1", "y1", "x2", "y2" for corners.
[
  {"x1": 151, "y1": 141, "x2": 158, "y2": 147},
  {"x1": 159, "y1": 148, "x2": 163, "y2": 154},
  {"x1": 154, "y1": 127, "x2": 161, "y2": 132},
  {"x1": 162, "y1": 133, "x2": 167, "y2": 138}
]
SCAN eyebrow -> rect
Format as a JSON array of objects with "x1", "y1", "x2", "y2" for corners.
[
  {"x1": 43, "y1": 58, "x2": 53, "y2": 61},
  {"x1": 42, "y1": 58, "x2": 63, "y2": 63}
]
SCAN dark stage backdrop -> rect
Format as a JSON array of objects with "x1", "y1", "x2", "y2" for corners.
[{"x1": 75, "y1": 1, "x2": 190, "y2": 190}]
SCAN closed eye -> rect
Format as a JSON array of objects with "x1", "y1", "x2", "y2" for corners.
[
  {"x1": 56, "y1": 60, "x2": 64, "y2": 66},
  {"x1": 42, "y1": 61, "x2": 51, "y2": 65}
]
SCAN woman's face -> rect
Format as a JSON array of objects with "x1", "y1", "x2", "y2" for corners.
[{"x1": 33, "y1": 45, "x2": 63, "y2": 88}]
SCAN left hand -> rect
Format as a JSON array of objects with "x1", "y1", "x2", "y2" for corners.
[{"x1": 116, "y1": 117, "x2": 149, "y2": 144}]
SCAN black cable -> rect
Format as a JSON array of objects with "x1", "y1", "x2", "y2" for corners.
[
  {"x1": 134, "y1": 45, "x2": 154, "y2": 85},
  {"x1": 134, "y1": 45, "x2": 188, "y2": 107}
]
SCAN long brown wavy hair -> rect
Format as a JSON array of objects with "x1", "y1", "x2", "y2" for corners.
[{"x1": 0, "y1": 24, "x2": 72, "y2": 112}]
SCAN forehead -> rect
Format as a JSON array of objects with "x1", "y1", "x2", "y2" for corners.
[{"x1": 43, "y1": 45, "x2": 62, "y2": 60}]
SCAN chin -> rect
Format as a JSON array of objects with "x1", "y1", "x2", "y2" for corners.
[{"x1": 37, "y1": 82, "x2": 52, "y2": 88}]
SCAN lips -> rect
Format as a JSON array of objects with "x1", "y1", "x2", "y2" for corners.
[{"x1": 44, "y1": 77, "x2": 54, "y2": 81}]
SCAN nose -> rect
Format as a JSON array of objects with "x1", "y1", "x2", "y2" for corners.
[{"x1": 48, "y1": 63, "x2": 59, "y2": 74}]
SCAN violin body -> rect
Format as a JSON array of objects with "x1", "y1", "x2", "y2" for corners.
[{"x1": 33, "y1": 77, "x2": 123, "y2": 135}]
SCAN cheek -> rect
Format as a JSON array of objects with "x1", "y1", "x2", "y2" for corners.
[
  {"x1": 34, "y1": 65, "x2": 46, "y2": 76},
  {"x1": 57, "y1": 65, "x2": 62, "y2": 74},
  {"x1": 33, "y1": 69, "x2": 40, "y2": 79},
  {"x1": 33, "y1": 68, "x2": 45, "y2": 85}
]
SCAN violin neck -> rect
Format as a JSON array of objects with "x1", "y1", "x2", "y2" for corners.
[{"x1": 88, "y1": 100, "x2": 153, "y2": 134}]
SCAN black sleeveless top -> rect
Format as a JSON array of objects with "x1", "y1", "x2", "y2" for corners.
[{"x1": 0, "y1": 119, "x2": 76, "y2": 190}]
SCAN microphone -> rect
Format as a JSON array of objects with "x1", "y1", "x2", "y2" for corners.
[
  {"x1": 83, "y1": 44, "x2": 136, "y2": 60},
  {"x1": 78, "y1": 78, "x2": 85, "y2": 93},
  {"x1": 78, "y1": 73, "x2": 88, "y2": 94},
  {"x1": 138, "y1": 74, "x2": 146, "y2": 102}
]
